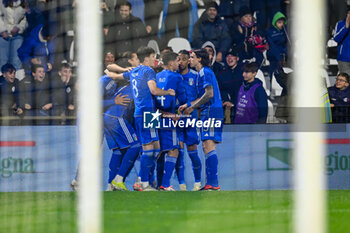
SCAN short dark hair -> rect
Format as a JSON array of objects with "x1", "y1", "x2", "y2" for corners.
[
  {"x1": 162, "y1": 51, "x2": 178, "y2": 66},
  {"x1": 242, "y1": 62, "x2": 259, "y2": 73},
  {"x1": 193, "y1": 48, "x2": 210, "y2": 67},
  {"x1": 136, "y1": 46, "x2": 155, "y2": 63},
  {"x1": 1, "y1": 63, "x2": 16, "y2": 73},
  {"x1": 118, "y1": 1, "x2": 132, "y2": 10},
  {"x1": 31, "y1": 64, "x2": 44, "y2": 73},
  {"x1": 122, "y1": 51, "x2": 133, "y2": 60},
  {"x1": 178, "y1": 49, "x2": 190, "y2": 57},
  {"x1": 338, "y1": 72, "x2": 350, "y2": 83},
  {"x1": 60, "y1": 62, "x2": 71, "y2": 70},
  {"x1": 116, "y1": 58, "x2": 132, "y2": 68}
]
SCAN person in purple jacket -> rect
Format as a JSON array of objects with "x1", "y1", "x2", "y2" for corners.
[{"x1": 234, "y1": 62, "x2": 267, "y2": 124}]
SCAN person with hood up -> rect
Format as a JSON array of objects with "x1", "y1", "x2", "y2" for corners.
[
  {"x1": 234, "y1": 62, "x2": 267, "y2": 124},
  {"x1": 266, "y1": 11, "x2": 289, "y2": 83},
  {"x1": 192, "y1": 1, "x2": 231, "y2": 62},
  {"x1": 202, "y1": 41, "x2": 222, "y2": 76}
]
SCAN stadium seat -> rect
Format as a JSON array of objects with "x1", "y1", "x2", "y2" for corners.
[
  {"x1": 266, "y1": 99, "x2": 276, "y2": 123},
  {"x1": 256, "y1": 69, "x2": 270, "y2": 96},
  {"x1": 197, "y1": 8, "x2": 205, "y2": 18},
  {"x1": 147, "y1": 40, "x2": 161, "y2": 56},
  {"x1": 271, "y1": 73, "x2": 283, "y2": 97},
  {"x1": 167, "y1": 37, "x2": 192, "y2": 53}
]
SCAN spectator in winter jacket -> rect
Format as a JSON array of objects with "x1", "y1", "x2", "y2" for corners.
[
  {"x1": 216, "y1": 47, "x2": 244, "y2": 123},
  {"x1": 230, "y1": 6, "x2": 267, "y2": 66},
  {"x1": 234, "y1": 62, "x2": 267, "y2": 124},
  {"x1": 0, "y1": 63, "x2": 23, "y2": 117},
  {"x1": 105, "y1": 1, "x2": 148, "y2": 59},
  {"x1": 52, "y1": 63, "x2": 76, "y2": 123},
  {"x1": 19, "y1": 64, "x2": 52, "y2": 120},
  {"x1": 250, "y1": 0, "x2": 281, "y2": 34},
  {"x1": 0, "y1": 0, "x2": 28, "y2": 70},
  {"x1": 266, "y1": 11, "x2": 288, "y2": 82},
  {"x1": 334, "y1": 7, "x2": 350, "y2": 75},
  {"x1": 17, "y1": 22, "x2": 57, "y2": 75},
  {"x1": 328, "y1": 72, "x2": 350, "y2": 123},
  {"x1": 192, "y1": 1, "x2": 231, "y2": 62}
]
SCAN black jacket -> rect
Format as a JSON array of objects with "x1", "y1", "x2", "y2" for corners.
[{"x1": 105, "y1": 13, "x2": 148, "y2": 57}]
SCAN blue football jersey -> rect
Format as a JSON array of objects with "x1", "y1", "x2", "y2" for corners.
[
  {"x1": 181, "y1": 69, "x2": 198, "y2": 102},
  {"x1": 100, "y1": 74, "x2": 118, "y2": 112},
  {"x1": 100, "y1": 75, "x2": 134, "y2": 119},
  {"x1": 197, "y1": 67, "x2": 223, "y2": 118},
  {"x1": 155, "y1": 69, "x2": 187, "y2": 113},
  {"x1": 123, "y1": 65, "x2": 156, "y2": 117}
]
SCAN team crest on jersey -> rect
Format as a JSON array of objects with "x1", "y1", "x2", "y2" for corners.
[{"x1": 189, "y1": 78, "x2": 194, "y2": 86}]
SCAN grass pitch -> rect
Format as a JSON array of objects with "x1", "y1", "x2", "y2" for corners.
[{"x1": 1, "y1": 190, "x2": 349, "y2": 233}]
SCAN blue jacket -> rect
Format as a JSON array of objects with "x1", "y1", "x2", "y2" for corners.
[
  {"x1": 17, "y1": 24, "x2": 56, "y2": 72},
  {"x1": 328, "y1": 85, "x2": 350, "y2": 123},
  {"x1": 266, "y1": 12, "x2": 288, "y2": 62},
  {"x1": 216, "y1": 63, "x2": 244, "y2": 105},
  {"x1": 334, "y1": 19, "x2": 350, "y2": 62},
  {"x1": 192, "y1": 16, "x2": 231, "y2": 53}
]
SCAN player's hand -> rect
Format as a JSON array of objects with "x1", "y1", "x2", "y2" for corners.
[
  {"x1": 183, "y1": 106, "x2": 194, "y2": 115},
  {"x1": 167, "y1": 88, "x2": 175, "y2": 96},
  {"x1": 178, "y1": 103, "x2": 188, "y2": 114},
  {"x1": 114, "y1": 93, "x2": 131, "y2": 106},
  {"x1": 223, "y1": 101, "x2": 233, "y2": 108},
  {"x1": 104, "y1": 69, "x2": 118, "y2": 78}
]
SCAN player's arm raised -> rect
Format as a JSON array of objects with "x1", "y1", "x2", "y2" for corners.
[
  {"x1": 147, "y1": 80, "x2": 175, "y2": 96},
  {"x1": 106, "y1": 64, "x2": 132, "y2": 73},
  {"x1": 104, "y1": 69, "x2": 124, "y2": 80}
]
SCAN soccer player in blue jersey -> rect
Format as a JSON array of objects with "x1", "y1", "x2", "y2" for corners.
[
  {"x1": 154, "y1": 51, "x2": 187, "y2": 191},
  {"x1": 176, "y1": 50, "x2": 203, "y2": 191},
  {"x1": 179, "y1": 48, "x2": 224, "y2": 191},
  {"x1": 100, "y1": 74, "x2": 141, "y2": 191},
  {"x1": 105, "y1": 46, "x2": 175, "y2": 191}
]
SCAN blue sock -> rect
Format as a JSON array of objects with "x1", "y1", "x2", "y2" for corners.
[
  {"x1": 108, "y1": 150, "x2": 123, "y2": 183},
  {"x1": 149, "y1": 148, "x2": 160, "y2": 185},
  {"x1": 205, "y1": 150, "x2": 218, "y2": 187},
  {"x1": 188, "y1": 149, "x2": 201, "y2": 183},
  {"x1": 156, "y1": 152, "x2": 165, "y2": 188},
  {"x1": 117, "y1": 144, "x2": 141, "y2": 179},
  {"x1": 140, "y1": 149, "x2": 154, "y2": 183},
  {"x1": 161, "y1": 154, "x2": 177, "y2": 187},
  {"x1": 175, "y1": 148, "x2": 185, "y2": 184}
]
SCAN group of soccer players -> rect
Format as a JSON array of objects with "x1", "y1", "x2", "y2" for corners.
[{"x1": 100, "y1": 46, "x2": 224, "y2": 191}]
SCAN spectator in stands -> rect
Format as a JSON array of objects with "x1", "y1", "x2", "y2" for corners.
[
  {"x1": 104, "y1": 51, "x2": 116, "y2": 69},
  {"x1": 105, "y1": 1, "x2": 148, "y2": 59},
  {"x1": 52, "y1": 63, "x2": 75, "y2": 124},
  {"x1": 328, "y1": 72, "x2": 350, "y2": 123},
  {"x1": 17, "y1": 22, "x2": 57, "y2": 75},
  {"x1": 192, "y1": 1, "x2": 231, "y2": 62},
  {"x1": 144, "y1": 0, "x2": 163, "y2": 40},
  {"x1": 163, "y1": 0, "x2": 191, "y2": 43},
  {"x1": 218, "y1": 0, "x2": 249, "y2": 27},
  {"x1": 101, "y1": 0, "x2": 118, "y2": 36},
  {"x1": 234, "y1": 62, "x2": 267, "y2": 124},
  {"x1": 0, "y1": 0, "x2": 28, "y2": 71},
  {"x1": 230, "y1": 6, "x2": 267, "y2": 66},
  {"x1": 334, "y1": 7, "x2": 350, "y2": 75},
  {"x1": 216, "y1": 47, "x2": 243, "y2": 123},
  {"x1": 0, "y1": 64, "x2": 23, "y2": 118},
  {"x1": 266, "y1": 11, "x2": 288, "y2": 84},
  {"x1": 20, "y1": 64, "x2": 52, "y2": 121},
  {"x1": 250, "y1": 0, "x2": 281, "y2": 34},
  {"x1": 202, "y1": 41, "x2": 222, "y2": 77}
]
